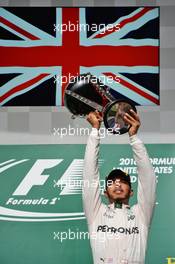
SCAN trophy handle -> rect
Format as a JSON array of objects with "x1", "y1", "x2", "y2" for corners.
[{"x1": 64, "y1": 90, "x2": 103, "y2": 114}]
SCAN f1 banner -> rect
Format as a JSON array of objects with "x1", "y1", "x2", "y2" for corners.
[
  {"x1": 0, "y1": 7, "x2": 159, "y2": 106},
  {"x1": 0, "y1": 143, "x2": 174, "y2": 264}
]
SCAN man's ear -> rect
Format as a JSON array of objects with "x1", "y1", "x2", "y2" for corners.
[{"x1": 130, "y1": 189, "x2": 134, "y2": 197}]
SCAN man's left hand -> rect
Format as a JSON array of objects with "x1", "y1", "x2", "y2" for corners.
[{"x1": 123, "y1": 109, "x2": 141, "y2": 137}]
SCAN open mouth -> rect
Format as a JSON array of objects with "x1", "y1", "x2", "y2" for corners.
[{"x1": 114, "y1": 189, "x2": 123, "y2": 194}]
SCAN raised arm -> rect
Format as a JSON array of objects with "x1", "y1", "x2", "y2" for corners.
[
  {"x1": 130, "y1": 135, "x2": 156, "y2": 226},
  {"x1": 82, "y1": 111, "x2": 103, "y2": 225},
  {"x1": 124, "y1": 110, "x2": 157, "y2": 227}
]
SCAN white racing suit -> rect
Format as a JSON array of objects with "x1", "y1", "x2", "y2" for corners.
[{"x1": 83, "y1": 128, "x2": 156, "y2": 264}]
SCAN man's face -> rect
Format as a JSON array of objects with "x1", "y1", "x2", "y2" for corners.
[{"x1": 105, "y1": 178, "x2": 133, "y2": 203}]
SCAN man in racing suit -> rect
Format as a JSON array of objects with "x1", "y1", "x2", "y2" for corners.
[{"x1": 82, "y1": 110, "x2": 156, "y2": 264}]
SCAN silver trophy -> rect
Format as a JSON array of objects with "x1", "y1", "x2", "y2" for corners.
[{"x1": 64, "y1": 73, "x2": 137, "y2": 135}]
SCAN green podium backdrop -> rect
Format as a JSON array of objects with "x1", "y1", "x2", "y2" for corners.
[{"x1": 0, "y1": 143, "x2": 175, "y2": 264}]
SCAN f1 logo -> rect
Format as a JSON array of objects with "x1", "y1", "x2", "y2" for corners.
[{"x1": 13, "y1": 159, "x2": 62, "y2": 195}]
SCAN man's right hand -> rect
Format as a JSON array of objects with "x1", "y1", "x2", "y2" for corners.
[{"x1": 86, "y1": 111, "x2": 102, "y2": 130}]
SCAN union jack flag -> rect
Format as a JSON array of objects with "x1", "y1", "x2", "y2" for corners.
[{"x1": 0, "y1": 7, "x2": 159, "y2": 106}]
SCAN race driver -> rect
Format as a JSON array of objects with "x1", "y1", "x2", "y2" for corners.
[{"x1": 82, "y1": 109, "x2": 156, "y2": 264}]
